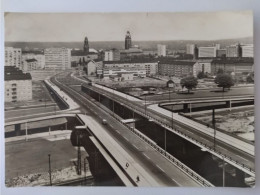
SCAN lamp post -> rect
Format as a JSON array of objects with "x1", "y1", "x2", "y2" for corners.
[
  {"x1": 222, "y1": 157, "x2": 226, "y2": 187},
  {"x1": 144, "y1": 94, "x2": 147, "y2": 115},
  {"x1": 48, "y1": 154, "x2": 52, "y2": 186},
  {"x1": 171, "y1": 104, "x2": 174, "y2": 129},
  {"x1": 212, "y1": 108, "x2": 216, "y2": 150},
  {"x1": 77, "y1": 131, "x2": 82, "y2": 175}
]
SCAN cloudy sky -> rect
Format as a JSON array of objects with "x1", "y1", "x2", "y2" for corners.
[{"x1": 5, "y1": 11, "x2": 253, "y2": 42}]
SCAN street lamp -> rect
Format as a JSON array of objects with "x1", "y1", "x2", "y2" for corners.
[
  {"x1": 48, "y1": 154, "x2": 52, "y2": 186},
  {"x1": 77, "y1": 131, "x2": 83, "y2": 175},
  {"x1": 212, "y1": 108, "x2": 216, "y2": 151}
]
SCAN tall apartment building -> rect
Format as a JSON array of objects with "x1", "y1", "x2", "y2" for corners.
[
  {"x1": 5, "y1": 66, "x2": 32, "y2": 102},
  {"x1": 44, "y1": 48, "x2": 71, "y2": 70},
  {"x1": 186, "y1": 44, "x2": 195, "y2": 55},
  {"x1": 157, "y1": 44, "x2": 167, "y2": 56},
  {"x1": 226, "y1": 44, "x2": 242, "y2": 58},
  {"x1": 241, "y1": 45, "x2": 254, "y2": 57},
  {"x1": 5, "y1": 47, "x2": 22, "y2": 67},
  {"x1": 104, "y1": 49, "x2": 120, "y2": 61},
  {"x1": 198, "y1": 47, "x2": 217, "y2": 58}
]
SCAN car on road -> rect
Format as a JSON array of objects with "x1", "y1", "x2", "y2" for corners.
[{"x1": 102, "y1": 119, "x2": 107, "y2": 125}]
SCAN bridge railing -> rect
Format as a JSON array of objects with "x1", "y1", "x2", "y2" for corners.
[{"x1": 80, "y1": 84, "x2": 255, "y2": 178}]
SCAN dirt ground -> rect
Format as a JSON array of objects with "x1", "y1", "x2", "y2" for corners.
[
  {"x1": 5, "y1": 132, "x2": 89, "y2": 187},
  {"x1": 194, "y1": 109, "x2": 254, "y2": 141}
]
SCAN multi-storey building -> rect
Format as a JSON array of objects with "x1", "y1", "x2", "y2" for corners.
[
  {"x1": 211, "y1": 59, "x2": 253, "y2": 75},
  {"x1": 193, "y1": 59, "x2": 212, "y2": 76},
  {"x1": 44, "y1": 48, "x2": 71, "y2": 70},
  {"x1": 103, "y1": 68, "x2": 146, "y2": 80},
  {"x1": 104, "y1": 49, "x2": 120, "y2": 61},
  {"x1": 22, "y1": 51, "x2": 45, "y2": 70},
  {"x1": 241, "y1": 45, "x2": 254, "y2": 57},
  {"x1": 5, "y1": 47, "x2": 22, "y2": 67},
  {"x1": 216, "y1": 49, "x2": 227, "y2": 58},
  {"x1": 103, "y1": 60, "x2": 158, "y2": 75},
  {"x1": 226, "y1": 44, "x2": 242, "y2": 58},
  {"x1": 22, "y1": 59, "x2": 38, "y2": 72},
  {"x1": 71, "y1": 49, "x2": 98, "y2": 64},
  {"x1": 157, "y1": 44, "x2": 167, "y2": 56},
  {"x1": 198, "y1": 47, "x2": 217, "y2": 58},
  {"x1": 5, "y1": 66, "x2": 32, "y2": 102},
  {"x1": 186, "y1": 44, "x2": 195, "y2": 55},
  {"x1": 158, "y1": 59, "x2": 196, "y2": 77}
]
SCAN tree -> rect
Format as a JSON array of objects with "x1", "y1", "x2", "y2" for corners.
[
  {"x1": 214, "y1": 73, "x2": 234, "y2": 92},
  {"x1": 246, "y1": 72, "x2": 254, "y2": 83},
  {"x1": 79, "y1": 58, "x2": 82, "y2": 66},
  {"x1": 82, "y1": 57, "x2": 86, "y2": 65},
  {"x1": 217, "y1": 68, "x2": 224, "y2": 74},
  {"x1": 180, "y1": 76, "x2": 198, "y2": 93},
  {"x1": 197, "y1": 71, "x2": 207, "y2": 79}
]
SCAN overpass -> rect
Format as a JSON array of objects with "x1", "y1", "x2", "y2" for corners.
[{"x1": 73, "y1": 75, "x2": 255, "y2": 179}]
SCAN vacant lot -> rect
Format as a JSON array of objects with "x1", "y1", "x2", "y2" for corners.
[{"x1": 5, "y1": 131, "x2": 89, "y2": 186}]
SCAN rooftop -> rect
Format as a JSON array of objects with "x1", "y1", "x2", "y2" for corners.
[
  {"x1": 22, "y1": 50, "x2": 44, "y2": 55},
  {"x1": 212, "y1": 58, "x2": 254, "y2": 64},
  {"x1": 71, "y1": 49, "x2": 98, "y2": 56},
  {"x1": 26, "y1": 59, "x2": 37, "y2": 63},
  {"x1": 5, "y1": 66, "x2": 32, "y2": 81}
]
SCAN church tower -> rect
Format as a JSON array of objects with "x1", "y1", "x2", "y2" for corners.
[
  {"x1": 125, "y1": 31, "x2": 132, "y2": 50},
  {"x1": 83, "y1": 37, "x2": 89, "y2": 53}
]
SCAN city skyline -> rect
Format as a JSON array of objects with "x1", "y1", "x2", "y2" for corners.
[{"x1": 5, "y1": 11, "x2": 253, "y2": 42}]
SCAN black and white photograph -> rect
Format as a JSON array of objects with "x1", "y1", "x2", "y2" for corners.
[{"x1": 3, "y1": 11, "x2": 254, "y2": 188}]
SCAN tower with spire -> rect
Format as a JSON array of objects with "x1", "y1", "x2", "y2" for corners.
[
  {"x1": 125, "y1": 31, "x2": 132, "y2": 50},
  {"x1": 83, "y1": 36, "x2": 89, "y2": 53}
]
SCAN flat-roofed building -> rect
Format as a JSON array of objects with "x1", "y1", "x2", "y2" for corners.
[
  {"x1": 226, "y1": 44, "x2": 242, "y2": 58},
  {"x1": 186, "y1": 44, "x2": 195, "y2": 55},
  {"x1": 158, "y1": 59, "x2": 196, "y2": 77},
  {"x1": 71, "y1": 49, "x2": 98, "y2": 64},
  {"x1": 241, "y1": 45, "x2": 254, "y2": 57},
  {"x1": 103, "y1": 68, "x2": 146, "y2": 79},
  {"x1": 103, "y1": 60, "x2": 158, "y2": 75},
  {"x1": 157, "y1": 44, "x2": 167, "y2": 56},
  {"x1": 198, "y1": 47, "x2": 217, "y2": 58},
  {"x1": 216, "y1": 49, "x2": 227, "y2": 58},
  {"x1": 193, "y1": 59, "x2": 212, "y2": 77},
  {"x1": 5, "y1": 66, "x2": 32, "y2": 102},
  {"x1": 22, "y1": 50, "x2": 45, "y2": 69},
  {"x1": 44, "y1": 48, "x2": 71, "y2": 70},
  {"x1": 5, "y1": 47, "x2": 22, "y2": 68},
  {"x1": 211, "y1": 59, "x2": 254, "y2": 75},
  {"x1": 104, "y1": 49, "x2": 120, "y2": 61}
]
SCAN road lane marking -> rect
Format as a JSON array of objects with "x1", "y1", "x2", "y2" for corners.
[
  {"x1": 133, "y1": 144, "x2": 139, "y2": 150},
  {"x1": 156, "y1": 164, "x2": 165, "y2": 173},
  {"x1": 110, "y1": 124, "x2": 114, "y2": 128},
  {"x1": 143, "y1": 153, "x2": 150, "y2": 159},
  {"x1": 171, "y1": 178, "x2": 181, "y2": 186},
  {"x1": 123, "y1": 137, "x2": 129, "y2": 141}
]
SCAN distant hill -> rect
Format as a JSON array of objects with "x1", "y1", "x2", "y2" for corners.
[{"x1": 5, "y1": 37, "x2": 253, "y2": 51}]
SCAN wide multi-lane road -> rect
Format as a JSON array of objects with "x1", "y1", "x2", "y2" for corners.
[
  {"x1": 51, "y1": 73, "x2": 204, "y2": 187},
  {"x1": 69, "y1": 73, "x2": 254, "y2": 175}
]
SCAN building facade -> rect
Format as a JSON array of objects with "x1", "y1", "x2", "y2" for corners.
[
  {"x1": 198, "y1": 47, "x2": 217, "y2": 58},
  {"x1": 5, "y1": 47, "x2": 22, "y2": 67},
  {"x1": 241, "y1": 45, "x2": 254, "y2": 57},
  {"x1": 103, "y1": 68, "x2": 146, "y2": 79},
  {"x1": 211, "y1": 59, "x2": 254, "y2": 75},
  {"x1": 193, "y1": 60, "x2": 212, "y2": 77},
  {"x1": 44, "y1": 48, "x2": 71, "y2": 70},
  {"x1": 157, "y1": 44, "x2": 167, "y2": 56},
  {"x1": 103, "y1": 60, "x2": 158, "y2": 75},
  {"x1": 186, "y1": 44, "x2": 195, "y2": 55},
  {"x1": 5, "y1": 66, "x2": 32, "y2": 102},
  {"x1": 158, "y1": 60, "x2": 195, "y2": 77},
  {"x1": 104, "y1": 49, "x2": 120, "y2": 61},
  {"x1": 216, "y1": 49, "x2": 227, "y2": 58},
  {"x1": 226, "y1": 44, "x2": 242, "y2": 58},
  {"x1": 22, "y1": 52, "x2": 45, "y2": 69}
]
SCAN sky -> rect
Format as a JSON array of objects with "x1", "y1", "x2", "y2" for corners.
[{"x1": 5, "y1": 11, "x2": 253, "y2": 42}]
